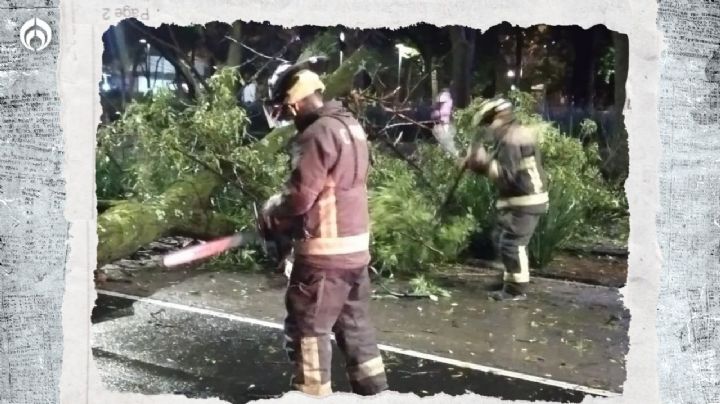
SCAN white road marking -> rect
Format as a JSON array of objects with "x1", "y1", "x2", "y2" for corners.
[{"x1": 96, "y1": 289, "x2": 620, "y2": 398}]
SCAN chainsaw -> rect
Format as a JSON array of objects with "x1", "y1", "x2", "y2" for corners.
[{"x1": 161, "y1": 202, "x2": 295, "y2": 277}]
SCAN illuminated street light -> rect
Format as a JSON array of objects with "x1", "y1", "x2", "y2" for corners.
[
  {"x1": 101, "y1": 73, "x2": 111, "y2": 92},
  {"x1": 507, "y1": 70, "x2": 515, "y2": 78},
  {"x1": 395, "y1": 43, "x2": 420, "y2": 87},
  {"x1": 338, "y1": 31, "x2": 346, "y2": 66}
]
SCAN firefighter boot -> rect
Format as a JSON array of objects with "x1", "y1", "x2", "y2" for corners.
[{"x1": 489, "y1": 282, "x2": 528, "y2": 301}]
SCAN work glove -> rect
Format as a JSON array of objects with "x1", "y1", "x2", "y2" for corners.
[
  {"x1": 259, "y1": 193, "x2": 283, "y2": 238},
  {"x1": 465, "y1": 144, "x2": 491, "y2": 174}
]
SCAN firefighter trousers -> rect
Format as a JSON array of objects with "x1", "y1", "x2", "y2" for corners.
[
  {"x1": 283, "y1": 264, "x2": 388, "y2": 396},
  {"x1": 493, "y1": 209, "x2": 542, "y2": 293}
]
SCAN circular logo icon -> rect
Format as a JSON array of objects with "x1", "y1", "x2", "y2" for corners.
[{"x1": 19, "y1": 17, "x2": 52, "y2": 52}]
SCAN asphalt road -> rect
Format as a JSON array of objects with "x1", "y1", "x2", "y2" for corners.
[{"x1": 92, "y1": 293, "x2": 611, "y2": 403}]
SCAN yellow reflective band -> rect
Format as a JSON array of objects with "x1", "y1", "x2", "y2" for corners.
[
  {"x1": 293, "y1": 381, "x2": 332, "y2": 396},
  {"x1": 496, "y1": 192, "x2": 549, "y2": 209},
  {"x1": 517, "y1": 157, "x2": 535, "y2": 170},
  {"x1": 519, "y1": 245, "x2": 530, "y2": 278},
  {"x1": 503, "y1": 245, "x2": 530, "y2": 283},
  {"x1": 518, "y1": 157, "x2": 544, "y2": 193},
  {"x1": 300, "y1": 337, "x2": 322, "y2": 386},
  {"x1": 487, "y1": 160, "x2": 500, "y2": 179},
  {"x1": 504, "y1": 271, "x2": 530, "y2": 283},
  {"x1": 317, "y1": 189, "x2": 338, "y2": 238},
  {"x1": 295, "y1": 232, "x2": 370, "y2": 256},
  {"x1": 348, "y1": 356, "x2": 386, "y2": 381}
]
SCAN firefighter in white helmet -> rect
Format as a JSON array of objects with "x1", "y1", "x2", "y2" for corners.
[
  {"x1": 460, "y1": 98, "x2": 550, "y2": 301},
  {"x1": 260, "y1": 59, "x2": 388, "y2": 396}
]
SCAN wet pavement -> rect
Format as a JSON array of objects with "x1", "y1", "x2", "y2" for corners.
[
  {"x1": 94, "y1": 293, "x2": 590, "y2": 403},
  {"x1": 92, "y1": 263, "x2": 629, "y2": 402}
]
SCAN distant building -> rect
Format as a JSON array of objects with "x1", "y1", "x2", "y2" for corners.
[{"x1": 100, "y1": 52, "x2": 181, "y2": 95}]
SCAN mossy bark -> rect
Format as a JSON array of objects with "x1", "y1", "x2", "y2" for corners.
[
  {"x1": 97, "y1": 170, "x2": 236, "y2": 267},
  {"x1": 97, "y1": 47, "x2": 381, "y2": 266}
]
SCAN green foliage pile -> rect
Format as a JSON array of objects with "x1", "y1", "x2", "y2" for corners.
[
  {"x1": 96, "y1": 67, "x2": 626, "y2": 276},
  {"x1": 97, "y1": 68, "x2": 288, "y2": 207},
  {"x1": 96, "y1": 68, "x2": 288, "y2": 270},
  {"x1": 368, "y1": 147, "x2": 475, "y2": 275},
  {"x1": 99, "y1": 69, "x2": 288, "y2": 200}
]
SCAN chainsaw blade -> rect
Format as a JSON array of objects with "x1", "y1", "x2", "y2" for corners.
[{"x1": 162, "y1": 231, "x2": 260, "y2": 268}]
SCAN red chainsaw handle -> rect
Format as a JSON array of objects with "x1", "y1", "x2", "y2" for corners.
[{"x1": 162, "y1": 233, "x2": 256, "y2": 268}]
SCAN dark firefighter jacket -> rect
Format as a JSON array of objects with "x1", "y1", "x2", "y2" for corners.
[
  {"x1": 270, "y1": 100, "x2": 371, "y2": 270},
  {"x1": 483, "y1": 121, "x2": 550, "y2": 214}
]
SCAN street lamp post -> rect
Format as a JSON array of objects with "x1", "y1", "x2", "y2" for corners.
[
  {"x1": 338, "y1": 31, "x2": 345, "y2": 67},
  {"x1": 395, "y1": 44, "x2": 405, "y2": 88},
  {"x1": 394, "y1": 44, "x2": 420, "y2": 96},
  {"x1": 139, "y1": 39, "x2": 150, "y2": 93}
]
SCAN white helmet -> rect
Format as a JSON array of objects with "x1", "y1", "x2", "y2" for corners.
[
  {"x1": 268, "y1": 63, "x2": 292, "y2": 98},
  {"x1": 263, "y1": 56, "x2": 329, "y2": 128},
  {"x1": 472, "y1": 98, "x2": 513, "y2": 127}
]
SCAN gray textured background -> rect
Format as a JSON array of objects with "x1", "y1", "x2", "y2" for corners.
[
  {"x1": 0, "y1": 0, "x2": 716, "y2": 403},
  {"x1": 657, "y1": 1, "x2": 720, "y2": 403},
  {"x1": 0, "y1": 1, "x2": 66, "y2": 404}
]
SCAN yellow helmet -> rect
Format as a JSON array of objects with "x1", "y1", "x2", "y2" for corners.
[
  {"x1": 472, "y1": 98, "x2": 513, "y2": 127},
  {"x1": 264, "y1": 57, "x2": 328, "y2": 128},
  {"x1": 268, "y1": 57, "x2": 328, "y2": 105},
  {"x1": 283, "y1": 69, "x2": 326, "y2": 104}
]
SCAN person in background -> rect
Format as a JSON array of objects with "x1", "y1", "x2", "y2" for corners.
[
  {"x1": 431, "y1": 87, "x2": 459, "y2": 157},
  {"x1": 261, "y1": 62, "x2": 389, "y2": 396},
  {"x1": 241, "y1": 79, "x2": 257, "y2": 107},
  {"x1": 460, "y1": 98, "x2": 549, "y2": 302}
]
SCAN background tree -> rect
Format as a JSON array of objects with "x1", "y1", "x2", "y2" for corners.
[{"x1": 449, "y1": 26, "x2": 477, "y2": 108}]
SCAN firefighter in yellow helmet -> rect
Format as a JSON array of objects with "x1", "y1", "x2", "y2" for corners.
[
  {"x1": 460, "y1": 98, "x2": 550, "y2": 301},
  {"x1": 261, "y1": 59, "x2": 389, "y2": 396}
]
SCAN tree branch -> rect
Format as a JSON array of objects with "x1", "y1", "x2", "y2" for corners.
[
  {"x1": 224, "y1": 35, "x2": 289, "y2": 62},
  {"x1": 128, "y1": 20, "x2": 210, "y2": 95}
]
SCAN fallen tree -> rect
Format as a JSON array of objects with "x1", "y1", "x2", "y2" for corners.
[
  {"x1": 96, "y1": 44, "x2": 382, "y2": 267},
  {"x1": 97, "y1": 169, "x2": 236, "y2": 267}
]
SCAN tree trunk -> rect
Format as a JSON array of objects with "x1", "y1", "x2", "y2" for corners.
[
  {"x1": 607, "y1": 32, "x2": 629, "y2": 182},
  {"x1": 570, "y1": 25, "x2": 601, "y2": 112},
  {"x1": 97, "y1": 45, "x2": 382, "y2": 266},
  {"x1": 514, "y1": 26, "x2": 523, "y2": 88},
  {"x1": 225, "y1": 21, "x2": 243, "y2": 68},
  {"x1": 475, "y1": 25, "x2": 500, "y2": 98},
  {"x1": 117, "y1": 62, "x2": 128, "y2": 107},
  {"x1": 97, "y1": 169, "x2": 236, "y2": 267},
  {"x1": 449, "y1": 26, "x2": 476, "y2": 108},
  {"x1": 128, "y1": 55, "x2": 140, "y2": 95},
  {"x1": 430, "y1": 56, "x2": 438, "y2": 99},
  {"x1": 144, "y1": 48, "x2": 151, "y2": 92}
]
